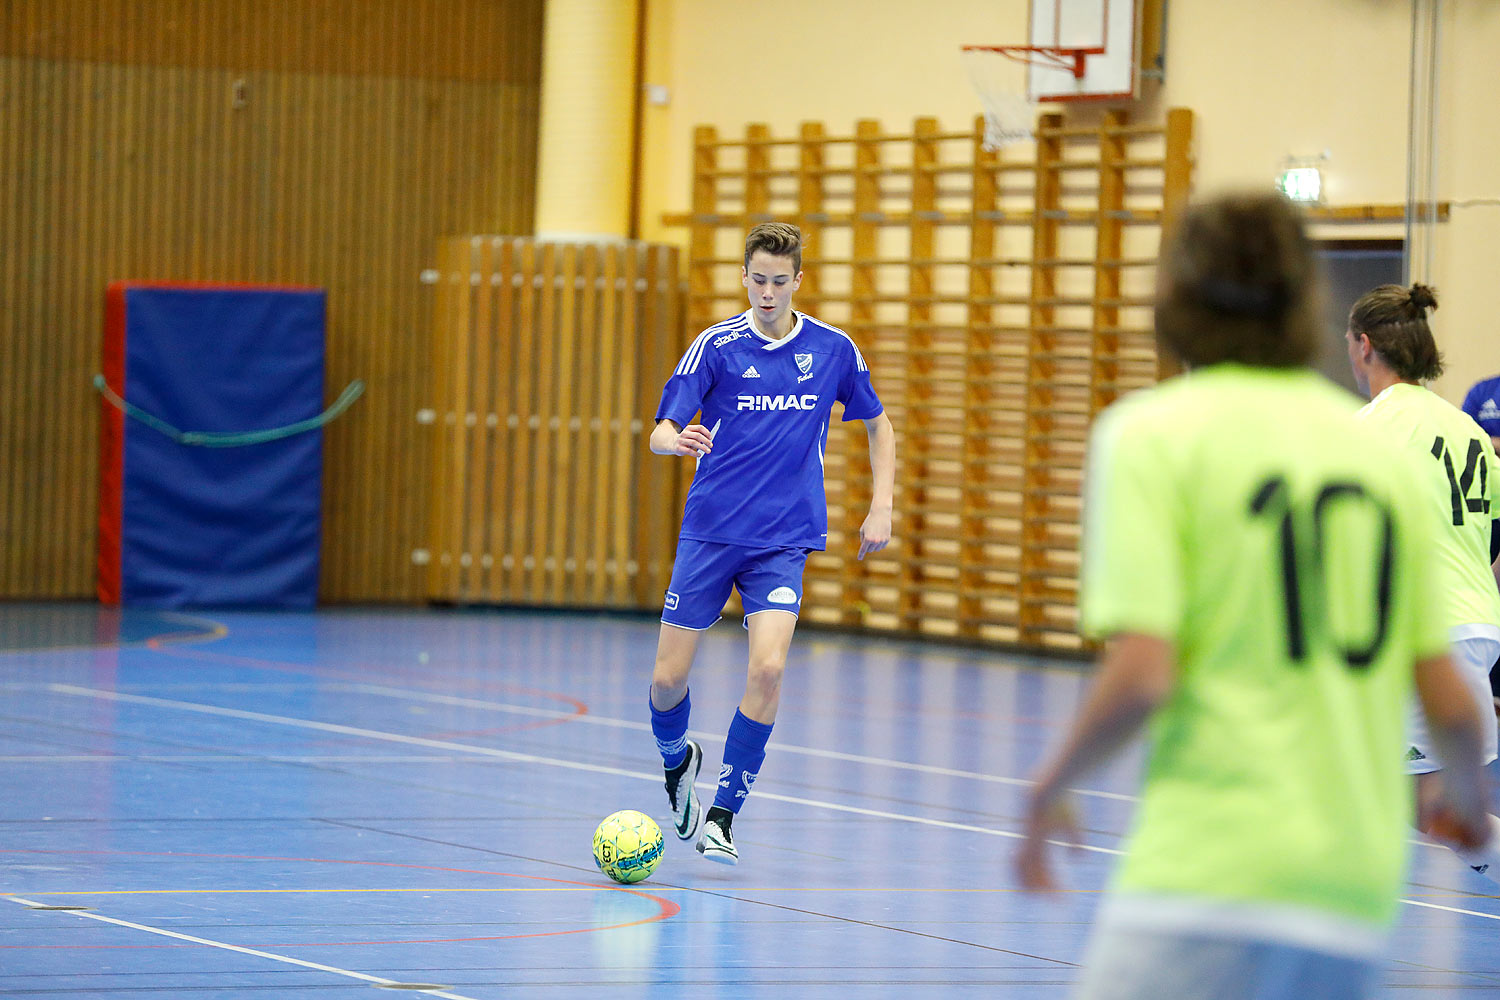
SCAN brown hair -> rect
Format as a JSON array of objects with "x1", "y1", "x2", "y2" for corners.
[
  {"x1": 1348, "y1": 283, "x2": 1444, "y2": 381},
  {"x1": 1154, "y1": 192, "x2": 1321, "y2": 369},
  {"x1": 744, "y1": 222, "x2": 803, "y2": 273}
]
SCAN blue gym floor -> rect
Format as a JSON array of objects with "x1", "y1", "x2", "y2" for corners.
[{"x1": 1, "y1": 605, "x2": 1498, "y2": 998}]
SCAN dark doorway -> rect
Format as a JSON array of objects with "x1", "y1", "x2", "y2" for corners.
[{"x1": 1317, "y1": 240, "x2": 1404, "y2": 397}]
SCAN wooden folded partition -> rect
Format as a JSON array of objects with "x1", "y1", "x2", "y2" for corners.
[{"x1": 423, "y1": 238, "x2": 686, "y2": 608}]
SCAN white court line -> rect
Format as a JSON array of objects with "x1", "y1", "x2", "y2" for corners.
[
  {"x1": 42, "y1": 684, "x2": 1115, "y2": 856},
  {"x1": 2, "y1": 895, "x2": 481, "y2": 1000},
  {"x1": 327, "y1": 681, "x2": 1140, "y2": 802},
  {"x1": 321, "y1": 683, "x2": 1483, "y2": 858},
  {"x1": 42, "y1": 684, "x2": 1500, "y2": 923},
  {"x1": 1399, "y1": 898, "x2": 1500, "y2": 921}
]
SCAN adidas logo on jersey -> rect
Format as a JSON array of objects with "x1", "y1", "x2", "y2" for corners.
[
  {"x1": 1480, "y1": 399, "x2": 1500, "y2": 421},
  {"x1": 741, "y1": 366, "x2": 761, "y2": 378}
]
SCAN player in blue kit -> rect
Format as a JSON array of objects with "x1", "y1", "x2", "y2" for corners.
[{"x1": 646, "y1": 222, "x2": 896, "y2": 864}]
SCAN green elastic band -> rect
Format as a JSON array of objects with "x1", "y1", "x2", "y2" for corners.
[{"x1": 93, "y1": 374, "x2": 364, "y2": 447}]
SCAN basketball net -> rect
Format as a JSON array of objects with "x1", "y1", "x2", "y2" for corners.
[{"x1": 961, "y1": 46, "x2": 1038, "y2": 151}]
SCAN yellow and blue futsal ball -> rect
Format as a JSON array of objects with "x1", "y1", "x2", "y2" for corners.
[{"x1": 592, "y1": 809, "x2": 665, "y2": 884}]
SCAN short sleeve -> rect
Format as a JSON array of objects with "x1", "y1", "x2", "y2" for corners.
[
  {"x1": 656, "y1": 339, "x2": 716, "y2": 427},
  {"x1": 837, "y1": 342, "x2": 883, "y2": 421},
  {"x1": 1078, "y1": 406, "x2": 1184, "y2": 641}
]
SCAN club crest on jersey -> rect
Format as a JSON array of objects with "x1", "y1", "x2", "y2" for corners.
[
  {"x1": 737, "y1": 394, "x2": 819, "y2": 411},
  {"x1": 795, "y1": 352, "x2": 815, "y2": 382}
]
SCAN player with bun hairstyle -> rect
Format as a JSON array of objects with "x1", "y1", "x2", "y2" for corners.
[
  {"x1": 1017, "y1": 193, "x2": 1490, "y2": 1000},
  {"x1": 1346, "y1": 282, "x2": 1500, "y2": 883}
]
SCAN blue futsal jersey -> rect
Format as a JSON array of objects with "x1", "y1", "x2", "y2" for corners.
[
  {"x1": 1463, "y1": 374, "x2": 1500, "y2": 437},
  {"x1": 656, "y1": 310, "x2": 883, "y2": 550}
]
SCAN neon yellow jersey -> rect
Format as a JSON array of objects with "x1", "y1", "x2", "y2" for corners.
[
  {"x1": 1357, "y1": 382, "x2": 1500, "y2": 631},
  {"x1": 1080, "y1": 365, "x2": 1447, "y2": 938}
]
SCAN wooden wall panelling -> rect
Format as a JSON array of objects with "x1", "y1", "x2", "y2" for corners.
[
  {"x1": 587, "y1": 245, "x2": 619, "y2": 606},
  {"x1": 0, "y1": 58, "x2": 15, "y2": 588},
  {"x1": 484, "y1": 238, "x2": 519, "y2": 602},
  {"x1": 632, "y1": 245, "x2": 682, "y2": 608},
  {"x1": 629, "y1": 246, "x2": 657, "y2": 608},
  {"x1": 1, "y1": 0, "x2": 543, "y2": 600},
  {"x1": 467, "y1": 237, "x2": 498, "y2": 599},
  {"x1": 427, "y1": 237, "x2": 467, "y2": 599},
  {"x1": 2, "y1": 59, "x2": 32, "y2": 591},
  {"x1": 569, "y1": 243, "x2": 599, "y2": 604},
  {"x1": 549, "y1": 244, "x2": 578, "y2": 604},
  {"x1": 529, "y1": 242, "x2": 559, "y2": 600},
  {"x1": 609, "y1": 247, "x2": 642, "y2": 603},
  {"x1": 659, "y1": 244, "x2": 689, "y2": 603}
]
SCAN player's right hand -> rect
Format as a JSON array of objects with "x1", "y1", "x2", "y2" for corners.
[
  {"x1": 673, "y1": 424, "x2": 714, "y2": 457},
  {"x1": 1015, "y1": 790, "x2": 1080, "y2": 894}
]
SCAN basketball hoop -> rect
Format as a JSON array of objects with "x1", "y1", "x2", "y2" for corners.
[
  {"x1": 961, "y1": 43, "x2": 1098, "y2": 151},
  {"x1": 968, "y1": 43, "x2": 1095, "y2": 79}
]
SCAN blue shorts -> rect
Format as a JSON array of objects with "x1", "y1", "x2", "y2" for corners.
[{"x1": 661, "y1": 540, "x2": 810, "y2": 630}]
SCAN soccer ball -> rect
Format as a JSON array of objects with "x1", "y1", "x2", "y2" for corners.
[{"x1": 592, "y1": 809, "x2": 665, "y2": 884}]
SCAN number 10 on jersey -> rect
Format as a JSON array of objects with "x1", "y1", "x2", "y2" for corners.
[{"x1": 1249, "y1": 476, "x2": 1394, "y2": 668}]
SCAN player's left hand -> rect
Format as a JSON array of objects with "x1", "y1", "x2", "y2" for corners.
[
  {"x1": 857, "y1": 509, "x2": 891, "y2": 560},
  {"x1": 1015, "y1": 791, "x2": 1079, "y2": 894}
]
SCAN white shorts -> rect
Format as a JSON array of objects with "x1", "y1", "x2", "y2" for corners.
[
  {"x1": 1076, "y1": 925, "x2": 1377, "y2": 1000},
  {"x1": 1405, "y1": 628, "x2": 1500, "y2": 775}
]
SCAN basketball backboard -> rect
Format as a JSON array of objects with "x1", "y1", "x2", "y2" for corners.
[{"x1": 1028, "y1": 0, "x2": 1139, "y2": 102}]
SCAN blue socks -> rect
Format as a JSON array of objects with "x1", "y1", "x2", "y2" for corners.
[
  {"x1": 713, "y1": 709, "x2": 773, "y2": 815},
  {"x1": 650, "y1": 689, "x2": 691, "y2": 770},
  {"x1": 652, "y1": 694, "x2": 774, "y2": 814}
]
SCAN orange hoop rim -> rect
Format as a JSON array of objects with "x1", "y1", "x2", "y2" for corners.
[{"x1": 961, "y1": 43, "x2": 1101, "y2": 80}]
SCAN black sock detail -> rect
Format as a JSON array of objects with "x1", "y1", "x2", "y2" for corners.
[{"x1": 706, "y1": 805, "x2": 734, "y2": 828}]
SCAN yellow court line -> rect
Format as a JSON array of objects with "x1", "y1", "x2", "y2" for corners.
[{"x1": 12, "y1": 885, "x2": 1080, "y2": 897}]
